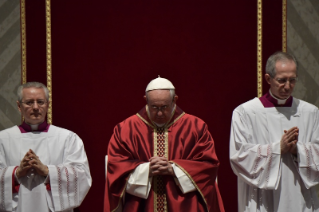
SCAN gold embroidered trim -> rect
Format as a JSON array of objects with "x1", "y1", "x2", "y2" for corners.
[
  {"x1": 136, "y1": 108, "x2": 186, "y2": 212},
  {"x1": 257, "y1": 0, "x2": 262, "y2": 97},
  {"x1": 20, "y1": 0, "x2": 27, "y2": 85},
  {"x1": 154, "y1": 128, "x2": 158, "y2": 155},
  {"x1": 136, "y1": 105, "x2": 179, "y2": 129},
  {"x1": 45, "y1": 0, "x2": 52, "y2": 124},
  {"x1": 282, "y1": 0, "x2": 287, "y2": 52},
  {"x1": 153, "y1": 175, "x2": 168, "y2": 212},
  {"x1": 173, "y1": 162, "x2": 209, "y2": 212},
  {"x1": 166, "y1": 112, "x2": 185, "y2": 128},
  {"x1": 136, "y1": 113, "x2": 154, "y2": 129},
  {"x1": 152, "y1": 128, "x2": 169, "y2": 158},
  {"x1": 164, "y1": 129, "x2": 168, "y2": 159},
  {"x1": 153, "y1": 127, "x2": 168, "y2": 212}
]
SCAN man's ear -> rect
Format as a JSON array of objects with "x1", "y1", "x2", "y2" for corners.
[
  {"x1": 17, "y1": 101, "x2": 22, "y2": 113},
  {"x1": 173, "y1": 95, "x2": 178, "y2": 103},
  {"x1": 265, "y1": 74, "x2": 271, "y2": 85},
  {"x1": 144, "y1": 95, "x2": 147, "y2": 103}
]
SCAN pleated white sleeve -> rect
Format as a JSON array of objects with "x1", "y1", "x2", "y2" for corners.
[
  {"x1": 295, "y1": 109, "x2": 319, "y2": 189},
  {"x1": 0, "y1": 165, "x2": 16, "y2": 211},
  {"x1": 229, "y1": 106, "x2": 282, "y2": 190},
  {"x1": 171, "y1": 163, "x2": 196, "y2": 193},
  {"x1": 47, "y1": 132, "x2": 92, "y2": 212},
  {"x1": 126, "y1": 162, "x2": 152, "y2": 199}
]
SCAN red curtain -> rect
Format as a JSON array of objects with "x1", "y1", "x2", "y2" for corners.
[{"x1": 24, "y1": 1, "x2": 283, "y2": 211}]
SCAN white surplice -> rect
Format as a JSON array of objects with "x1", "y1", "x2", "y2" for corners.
[
  {"x1": 0, "y1": 125, "x2": 92, "y2": 212},
  {"x1": 230, "y1": 97, "x2": 319, "y2": 212}
]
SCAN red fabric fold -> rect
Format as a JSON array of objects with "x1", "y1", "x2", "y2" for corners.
[{"x1": 12, "y1": 166, "x2": 20, "y2": 193}]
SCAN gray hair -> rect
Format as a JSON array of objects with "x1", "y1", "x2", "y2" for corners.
[
  {"x1": 265, "y1": 51, "x2": 298, "y2": 78},
  {"x1": 17, "y1": 82, "x2": 49, "y2": 102},
  {"x1": 145, "y1": 89, "x2": 175, "y2": 102}
]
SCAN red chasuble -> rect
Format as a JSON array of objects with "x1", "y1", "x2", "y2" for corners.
[{"x1": 104, "y1": 105, "x2": 224, "y2": 212}]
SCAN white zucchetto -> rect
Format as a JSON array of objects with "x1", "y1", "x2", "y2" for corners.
[{"x1": 145, "y1": 76, "x2": 175, "y2": 92}]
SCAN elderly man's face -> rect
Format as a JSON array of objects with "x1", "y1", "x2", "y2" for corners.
[
  {"x1": 265, "y1": 60, "x2": 297, "y2": 100},
  {"x1": 145, "y1": 90, "x2": 177, "y2": 126},
  {"x1": 17, "y1": 87, "x2": 49, "y2": 125}
]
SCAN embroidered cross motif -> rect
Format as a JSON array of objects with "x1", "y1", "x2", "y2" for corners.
[
  {"x1": 157, "y1": 128, "x2": 165, "y2": 157},
  {"x1": 154, "y1": 127, "x2": 167, "y2": 212}
]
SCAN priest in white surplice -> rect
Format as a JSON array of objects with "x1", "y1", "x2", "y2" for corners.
[
  {"x1": 230, "y1": 52, "x2": 319, "y2": 212},
  {"x1": 0, "y1": 82, "x2": 92, "y2": 212}
]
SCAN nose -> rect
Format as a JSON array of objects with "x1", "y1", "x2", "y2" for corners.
[
  {"x1": 157, "y1": 110, "x2": 163, "y2": 116},
  {"x1": 32, "y1": 102, "x2": 39, "y2": 109},
  {"x1": 284, "y1": 81, "x2": 291, "y2": 90}
]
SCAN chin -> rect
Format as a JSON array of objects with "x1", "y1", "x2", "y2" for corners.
[
  {"x1": 154, "y1": 120, "x2": 166, "y2": 127},
  {"x1": 156, "y1": 122, "x2": 165, "y2": 125},
  {"x1": 28, "y1": 118, "x2": 44, "y2": 125},
  {"x1": 280, "y1": 94, "x2": 290, "y2": 99}
]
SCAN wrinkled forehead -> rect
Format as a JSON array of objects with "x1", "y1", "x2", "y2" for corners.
[
  {"x1": 147, "y1": 89, "x2": 172, "y2": 102},
  {"x1": 275, "y1": 58, "x2": 296, "y2": 66},
  {"x1": 274, "y1": 60, "x2": 297, "y2": 75},
  {"x1": 22, "y1": 87, "x2": 46, "y2": 98}
]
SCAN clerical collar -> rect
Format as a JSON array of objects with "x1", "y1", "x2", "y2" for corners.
[
  {"x1": 19, "y1": 121, "x2": 50, "y2": 133},
  {"x1": 259, "y1": 90, "x2": 293, "y2": 108},
  {"x1": 269, "y1": 90, "x2": 289, "y2": 105}
]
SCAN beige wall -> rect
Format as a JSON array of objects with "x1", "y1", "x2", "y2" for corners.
[
  {"x1": 288, "y1": 0, "x2": 319, "y2": 196},
  {"x1": 288, "y1": 0, "x2": 319, "y2": 107},
  {"x1": 0, "y1": 0, "x2": 21, "y2": 130}
]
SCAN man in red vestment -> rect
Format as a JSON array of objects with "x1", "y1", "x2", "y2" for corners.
[{"x1": 104, "y1": 77, "x2": 224, "y2": 212}]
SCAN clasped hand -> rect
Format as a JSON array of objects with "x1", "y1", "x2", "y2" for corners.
[
  {"x1": 16, "y1": 149, "x2": 49, "y2": 178},
  {"x1": 280, "y1": 127, "x2": 299, "y2": 155},
  {"x1": 149, "y1": 156, "x2": 174, "y2": 177}
]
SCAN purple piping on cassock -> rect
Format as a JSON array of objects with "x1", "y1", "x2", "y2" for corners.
[
  {"x1": 259, "y1": 91, "x2": 293, "y2": 108},
  {"x1": 18, "y1": 121, "x2": 50, "y2": 133}
]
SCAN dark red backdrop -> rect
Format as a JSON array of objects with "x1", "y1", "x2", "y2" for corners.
[{"x1": 24, "y1": 1, "x2": 283, "y2": 211}]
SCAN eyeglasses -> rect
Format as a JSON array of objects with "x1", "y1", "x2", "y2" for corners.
[
  {"x1": 274, "y1": 77, "x2": 298, "y2": 85},
  {"x1": 150, "y1": 105, "x2": 169, "y2": 112},
  {"x1": 21, "y1": 100, "x2": 47, "y2": 107}
]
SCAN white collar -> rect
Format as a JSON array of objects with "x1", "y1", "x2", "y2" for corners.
[
  {"x1": 269, "y1": 90, "x2": 290, "y2": 105},
  {"x1": 25, "y1": 122, "x2": 40, "y2": 131},
  {"x1": 30, "y1": 124, "x2": 39, "y2": 131}
]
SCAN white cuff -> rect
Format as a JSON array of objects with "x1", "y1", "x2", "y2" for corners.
[
  {"x1": 126, "y1": 163, "x2": 152, "y2": 199},
  {"x1": 272, "y1": 142, "x2": 281, "y2": 155},
  {"x1": 172, "y1": 163, "x2": 196, "y2": 194}
]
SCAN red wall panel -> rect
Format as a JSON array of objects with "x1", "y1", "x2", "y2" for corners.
[
  {"x1": 24, "y1": 1, "x2": 282, "y2": 211},
  {"x1": 262, "y1": 0, "x2": 283, "y2": 94},
  {"x1": 25, "y1": 0, "x2": 46, "y2": 83}
]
